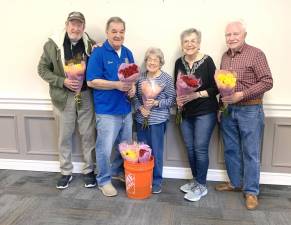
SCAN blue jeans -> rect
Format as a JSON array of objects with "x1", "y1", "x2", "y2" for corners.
[
  {"x1": 220, "y1": 105, "x2": 264, "y2": 195},
  {"x1": 95, "y1": 113, "x2": 132, "y2": 186},
  {"x1": 180, "y1": 112, "x2": 217, "y2": 185},
  {"x1": 136, "y1": 122, "x2": 167, "y2": 187}
]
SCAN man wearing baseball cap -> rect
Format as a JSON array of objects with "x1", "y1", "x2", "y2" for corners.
[{"x1": 38, "y1": 12, "x2": 97, "y2": 189}]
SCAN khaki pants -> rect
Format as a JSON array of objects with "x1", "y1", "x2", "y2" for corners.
[{"x1": 54, "y1": 90, "x2": 96, "y2": 175}]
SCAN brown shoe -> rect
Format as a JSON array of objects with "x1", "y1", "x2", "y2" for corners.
[
  {"x1": 245, "y1": 194, "x2": 258, "y2": 210},
  {"x1": 99, "y1": 183, "x2": 118, "y2": 197},
  {"x1": 215, "y1": 182, "x2": 242, "y2": 192}
]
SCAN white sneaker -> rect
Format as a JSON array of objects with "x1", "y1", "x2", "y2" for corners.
[
  {"x1": 184, "y1": 183, "x2": 208, "y2": 202},
  {"x1": 99, "y1": 183, "x2": 118, "y2": 197},
  {"x1": 180, "y1": 181, "x2": 197, "y2": 193}
]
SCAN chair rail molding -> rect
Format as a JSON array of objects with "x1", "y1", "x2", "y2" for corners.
[{"x1": 1, "y1": 98, "x2": 291, "y2": 117}]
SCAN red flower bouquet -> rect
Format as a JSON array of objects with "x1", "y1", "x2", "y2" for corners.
[
  {"x1": 176, "y1": 72, "x2": 201, "y2": 124},
  {"x1": 118, "y1": 63, "x2": 140, "y2": 83}
]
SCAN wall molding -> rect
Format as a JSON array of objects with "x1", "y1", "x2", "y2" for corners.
[
  {"x1": 1, "y1": 98, "x2": 291, "y2": 117},
  {"x1": 0, "y1": 98, "x2": 52, "y2": 110},
  {"x1": 1, "y1": 159, "x2": 291, "y2": 185}
]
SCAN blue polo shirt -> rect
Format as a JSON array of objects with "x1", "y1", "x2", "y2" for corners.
[{"x1": 86, "y1": 40, "x2": 134, "y2": 115}]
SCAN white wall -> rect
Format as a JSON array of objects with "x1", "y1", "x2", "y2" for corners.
[{"x1": 1, "y1": 0, "x2": 290, "y2": 104}]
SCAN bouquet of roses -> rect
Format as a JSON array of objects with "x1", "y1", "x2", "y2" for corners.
[
  {"x1": 118, "y1": 63, "x2": 140, "y2": 82},
  {"x1": 119, "y1": 142, "x2": 152, "y2": 163},
  {"x1": 214, "y1": 70, "x2": 237, "y2": 115},
  {"x1": 140, "y1": 79, "x2": 162, "y2": 129},
  {"x1": 64, "y1": 61, "x2": 86, "y2": 109},
  {"x1": 176, "y1": 72, "x2": 201, "y2": 124}
]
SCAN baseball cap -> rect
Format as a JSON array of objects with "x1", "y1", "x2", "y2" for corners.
[{"x1": 67, "y1": 11, "x2": 85, "y2": 24}]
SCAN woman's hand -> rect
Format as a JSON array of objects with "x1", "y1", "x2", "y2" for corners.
[
  {"x1": 144, "y1": 98, "x2": 156, "y2": 109},
  {"x1": 127, "y1": 83, "x2": 136, "y2": 98},
  {"x1": 176, "y1": 92, "x2": 199, "y2": 108},
  {"x1": 140, "y1": 106, "x2": 150, "y2": 117}
]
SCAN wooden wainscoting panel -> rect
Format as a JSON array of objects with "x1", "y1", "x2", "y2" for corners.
[
  {"x1": 0, "y1": 114, "x2": 19, "y2": 154},
  {"x1": 272, "y1": 122, "x2": 291, "y2": 167},
  {"x1": 24, "y1": 115, "x2": 58, "y2": 156}
]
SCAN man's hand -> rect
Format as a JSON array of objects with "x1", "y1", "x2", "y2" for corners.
[
  {"x1": 221, "y1": 91, "x2": 244, "y2": 104},
  {"x1": 64, "y1": 78, "x2": 80, "y2": 91},
  {"x1": 116, "y1": 81, "x2": 132, "y2": 92}
]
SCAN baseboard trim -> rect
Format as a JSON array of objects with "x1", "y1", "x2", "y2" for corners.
[{"x1": 1, "y1": 159, "x2": 291, "y2": 185}]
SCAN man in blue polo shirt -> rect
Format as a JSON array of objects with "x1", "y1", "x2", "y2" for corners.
[{"x1": 86, "y1": 17, "x2": 135, "y2": 197}]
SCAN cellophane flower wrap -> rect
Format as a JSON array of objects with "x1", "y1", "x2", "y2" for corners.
[
  {"x1": 138, "y1": 143, "x2": 152, "y2": 163},
  {"x1": 176, "y1": 72, "x2": 201, "y2": 124},
  {"x1": 64, "y1": 61, "x2": 86, "y2": 109},
  {"x1": 214, "y1": 70, "x2": 237, "y2": 115},
  {"x1": 141, "y1": 79, "x2": 162, "y2": 129},
  {"x1": 118, "y1": 63, "x2": 140, "y2": 101},
  {"x1": 118, "y1": 142, "x2": 152, "y2": 163},
  {"x1": 118, "y1": 63, "x2": 140, "y2": 83}
]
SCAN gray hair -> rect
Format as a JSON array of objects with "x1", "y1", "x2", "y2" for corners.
[
  {"x1": 226, "y1": 19, "x2": 247, "y2": 33},
  {"x1": 180, "y1": 28, "x2": 202, "y2": 44},
  {"x1": 144, "y1": 47, "x2": 165, "y2": 67},
  {"x1": 106, "y1": 17, "x2": 126, "y2": 31}
]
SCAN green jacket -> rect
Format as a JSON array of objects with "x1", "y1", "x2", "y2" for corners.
[{"x1": 38, "y1": 31, "x2": 95, "y2": 111}]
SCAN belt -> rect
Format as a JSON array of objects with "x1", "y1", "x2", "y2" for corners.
[{"x1": 234, "y1": 99, "x2": 262, "y2": 106}]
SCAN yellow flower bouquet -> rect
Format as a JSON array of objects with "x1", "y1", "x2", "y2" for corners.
[{"x1": 214, "y1": 70, "x2": 237, "y2": 115}]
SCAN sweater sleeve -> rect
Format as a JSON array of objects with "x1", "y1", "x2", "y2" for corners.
[
  {"x1": 37, "y1": 41, "x2": 65, "y2": 88},
  {"x1": 158, "y1": 74, "x2": 176, "y2": 109}
]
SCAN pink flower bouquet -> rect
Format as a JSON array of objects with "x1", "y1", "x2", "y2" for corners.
[
  {"x1": 176, "y1": 72, "x2": 201, "y2": 124},
  {"x1": 141, "y1": 79, "x2": 162, "y2": 128},
  {"x1": 64, "y1": 61, "x2": 86, "y2": 109},
  {"x1": 138, "y1": 143, "x2": 152, "y2": 163}
]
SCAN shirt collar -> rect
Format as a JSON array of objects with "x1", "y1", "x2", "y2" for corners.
[{"x1": 104, "y1": 40, "x2": 123, "y2": 52}]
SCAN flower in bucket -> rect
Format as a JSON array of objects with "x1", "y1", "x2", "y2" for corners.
[
  {"x1": 176, "y1": 72, "x2": 201, "y2": 124},
  {"x1": 64, "y1": 61, "x2": 86, "y2": 109},
  {"x1": 119, "y1": 142, "x2": 152, "y2": 163},
  {"x1": 138, "y1": 143, "x2": 152, "y2": 163},
  {"x1": 119, "y1": 142, "x2": 139, "y2": 163},
  {"x1": 214, "y1": 70, "x2": 237, "y2": 115},
  {"x1": 140, "y1": 79, "x2": 162, "y2": 129}
]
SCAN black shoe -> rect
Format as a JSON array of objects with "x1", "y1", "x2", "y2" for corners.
[
  {"x1": 56, "y1": 175, "x2": 72, "y2": 189},
  {"x1": 83, "y1": 171, "x2": 96, "y2": 188}
]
